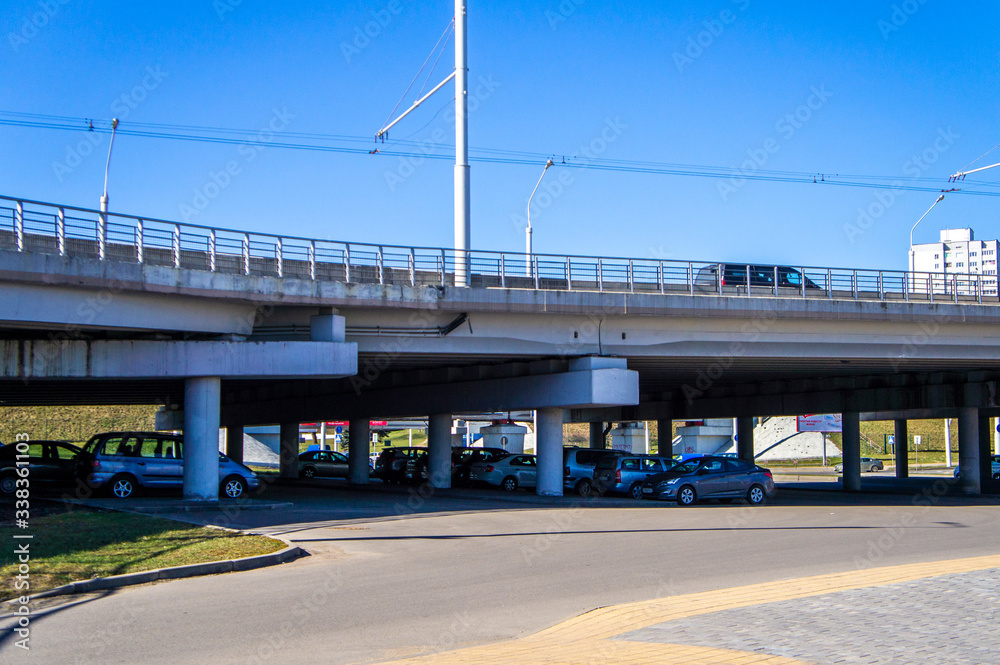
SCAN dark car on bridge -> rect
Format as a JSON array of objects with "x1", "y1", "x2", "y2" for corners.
[
  {"x1": 0, "y1": 440, "x2": 83, "y2": 496},
  {"x1": 695, "y1": 264, "x2": 822, "y2": 291},
  {"x1": 640, "y1": 455, "x2": 775, "y2": 505}
]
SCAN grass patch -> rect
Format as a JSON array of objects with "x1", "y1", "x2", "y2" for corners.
[{"x1": 0, "y1": 508, "x2": 284, "y2": 600}]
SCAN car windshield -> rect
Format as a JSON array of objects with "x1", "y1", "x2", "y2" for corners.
[{"x1": 673, "y1": 460, "x2": 703, "y2": 473}]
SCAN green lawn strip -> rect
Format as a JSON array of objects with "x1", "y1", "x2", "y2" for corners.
[{"x1": 0, "y1": 509, "x2": 285, "y2": 601}]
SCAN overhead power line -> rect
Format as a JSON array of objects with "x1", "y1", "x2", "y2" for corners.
[{"x1": 2, "y1": 111, "x2": 999, "y2": 197}]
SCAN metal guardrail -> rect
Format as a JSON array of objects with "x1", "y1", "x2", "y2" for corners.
[{"x1": 1, "y1": 194, "x2": 997, "y2": 305}]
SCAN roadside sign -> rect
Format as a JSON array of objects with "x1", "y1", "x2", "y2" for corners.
[
  {"x1": 796, "y1": 414, "x2": 843, "y2": 432},
  {"x1": 335, "y1": 425, "x2": 343, "y2": 434},
  {"x1": 333, "y1": 433, "x2": 343, "y2": 444},
  {"x1": 913, "y1": 435, "x2": 922, "y2": 447}
]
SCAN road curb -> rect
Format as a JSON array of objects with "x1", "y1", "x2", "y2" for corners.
[{"x1": 2, "y1": 543, "x2": 304, "y2": 606}]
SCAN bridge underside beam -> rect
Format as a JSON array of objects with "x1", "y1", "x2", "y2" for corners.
[
  {"x1": 221, "y1": 364, "x2": 639, "y2": 425},
  {"x1": 0, "y1": 339, "x2": 357, "y2": 380}
]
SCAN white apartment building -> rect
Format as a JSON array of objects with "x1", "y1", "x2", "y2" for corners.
[{"x1": 910, "y1": 228, "x2": 999, "y2": 296}]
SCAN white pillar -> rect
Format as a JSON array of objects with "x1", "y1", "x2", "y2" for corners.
[
  {"x1": 348, "y1": 418, "x2": 370, "y2": 485},
  {"x1": 643, "y1": 421, "x2": 650, "y2": 454},
  {"x1": 453, "y1": 0, "x2": 470, "y2": 287},
  {"x1": 183, "y1": 377, "x2": 221, "y2": 501},
  {"x1": 536, "y1": 407, "x2": 564, "y2": 496},
  {"x1": 320, "y1": 422, "x2": 327, "y2": 450},
  {"x1": 279, "y1": 422, "x2": 299, "y2": 479},
  {"x1": 994, "y1": 417, "x2": 999, "y2": 456},
  {"x1": 428, "y1": 414, "x2": 453, "y2": 489},
  {"x1": 944, "y1": 418, "x2": 953, "y2": 468}
]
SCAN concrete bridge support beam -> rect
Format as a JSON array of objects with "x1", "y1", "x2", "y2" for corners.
[
  {"x1": 348, "y1": 418, "x2": 371, "y2": 485},
  {"x1": 183, "y1": 377, "x2": 221, "y2": 501},
  {"x1": 657, "y1": 419, "x2": 673, "y2": 457},
  {"x1": 225, "y1": 425, "x2": 244, "y2": 465},
  {"x1": 894, "y1": 419, "x2": 908, "y2": 478},
  {"x1": 841, "y1": 411, "x2": 861, "y2": 492},
  {"x1": 958, "y1": 407, "x2": 981, "y2": 495},
  {"x1": 279, "y1": 422, "x2": 300, "y2": 479},
  {"x1": 589, "y1": 422, "x2": 605, "y2": 450},
  {"x1": 536, "y1": 407, "x2": 565, "y2": 496},
  {"x1": 428, "y1": 414, "x2": 453, "y2": 489},
  {"x1": 736, "y1": 417, "x2": 755, "y2": 464}
]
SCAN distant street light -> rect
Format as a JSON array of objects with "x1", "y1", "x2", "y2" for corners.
[
  {"x1": 525, "y1": 158, "x2": 554, "y2": 277},
  {"x1": 100, "y1": 118, "x2": 120, "y2": 214},
  {"x1": 909, "y1": 194, "x2": 945, "y2": 273}
]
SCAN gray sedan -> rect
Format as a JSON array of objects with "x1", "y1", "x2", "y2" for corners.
[
  {"x1": 640, "y1": 456, "x2": 776, "y2": 505},
  {"x1": 298, "y1": 450, "x2": 350, "y2": 479},
  {"x1": 468, "y1": 454, "x2": 537, "y2": 492}
]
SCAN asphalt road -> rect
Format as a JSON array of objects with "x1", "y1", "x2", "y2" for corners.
[{"x1": 3, "y1": 483, "x2": 1000, "y2": 664}]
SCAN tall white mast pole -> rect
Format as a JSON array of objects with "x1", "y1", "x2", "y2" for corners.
[{"x1": 454, "y1": 0, "x2": 470, "y2": 287}]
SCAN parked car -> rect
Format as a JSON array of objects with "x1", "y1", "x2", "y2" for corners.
[
  {"x1": 593, "y1": 455, "x2": 678, "y2": 499},
  {"x1": 468, "y1": 454, "x2": 537, "y2": 491},
  {"x1": 640, "y1": 456, "x2": 776, "y2": 505},
  {"x1": 452, "y1": 447, "x2": 510, "y2": 486},
  {"x1": 76, "y1": 431, "x2": 259, "y2": 499},
  {"x1": 564, "y1": 448, "x2": 630, "y2": 497},
  {"x1": 373, "y1": 447, "x2": 427, "y2": 484},
  {"x1": 695, "y1": 264, "x2": 821, "y2": 291},
  {"x1": 834, "y1": 457, "x2": 885, "y2": 473},
  {"x1": 298, "y1": 450, "x2": 350, "y2": 479},
  {"x1": 0, "y1": 440, "x2": 83, "y2": 495},
  {"x1": 952, "y1": 455, "x2": 1000, "y2": 480}
]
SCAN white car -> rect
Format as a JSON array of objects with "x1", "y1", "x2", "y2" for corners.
[{"x1": 468, "y1": 454, "x2": 536, "y2": 491}]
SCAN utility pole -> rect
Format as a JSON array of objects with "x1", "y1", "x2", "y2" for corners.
[{"x1": 453, "y1": 0, "x2": 470, "y2": 287}]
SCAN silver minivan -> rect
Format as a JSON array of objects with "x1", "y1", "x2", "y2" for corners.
[
  {"x1": 593, "y1": 455, "x2": 677, "y2": 499},
  {"x1": 78, "y1": 431, "x2": 259, "y2": 499}
]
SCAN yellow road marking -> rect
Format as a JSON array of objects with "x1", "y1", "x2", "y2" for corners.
[{"x1": 373, "y1": 555, "x2": 1000, "y2": 665}]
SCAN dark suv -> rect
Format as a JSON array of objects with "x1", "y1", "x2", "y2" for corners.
[
  {"x1": 563, "y1": 447, "x2": 630, "y2": 497},
  {"x1": 374, "y1": 447, "x2": 427, "y2": 484}
]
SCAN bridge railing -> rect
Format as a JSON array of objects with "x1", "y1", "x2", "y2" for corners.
[{"x1": 2, "y1": 195, "x2": 997, "y2": 305}]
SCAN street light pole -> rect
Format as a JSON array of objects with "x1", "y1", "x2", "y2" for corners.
[
  {"x1": 909, "y1": 194, "x2": 945, "y2": 274},
  {"x1": 100, "y1": 118, "x2": 120, "y2": 215},
  {"x1": 525, "y1": 159, "x2": 554, "y2": 277}
]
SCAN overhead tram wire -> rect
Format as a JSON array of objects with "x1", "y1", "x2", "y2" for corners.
[{"x1": 3, "y1": 111, "x2": 1000, "y2": 197}]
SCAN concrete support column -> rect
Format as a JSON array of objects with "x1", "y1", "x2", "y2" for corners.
[
  {"x1": 183, "y1": 377, "x2": 221, "y2": 501},
  {"x1": 589, "y1": 422, "x2": 605, "y2": 450},
  {"x1": 958, "y1": 407, "x2": 981, "y2": 495},
  {"x1": 225, "y1": 425, "x2": 244, "y2": 465},
  {"x1": 348, "y1": 418, "x2": 371, "y2": 485},
  {"x1": 841, "y1": 411, "x2": 861, "y2": 492},
  {"x1": 736, "y1": 417, "x2": 755, "y2": 464},
  {"x1": 536, "y1": 407, "x2": 565, "y2": 496},
  {"x1": 279, "y1": 422, "x2": 299, "y2": 479},
  {"x1": 428, "y1": 414, "x2": 453, "y2": 489},
  {"x1": 657, "y1": 419, "x2": 673, "y2": 457},
  {"x1": 893, "y1": 419, "x2": 908, "y2": 478}
]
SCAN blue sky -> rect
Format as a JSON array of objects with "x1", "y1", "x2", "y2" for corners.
[{"x1": 1, "y1": 0, "x2": 998, "y2": 270}]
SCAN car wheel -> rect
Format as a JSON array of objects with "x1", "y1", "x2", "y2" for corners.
[
  {"x1": 110, "y1": 474, "x2": 137, "y2": 499},
  {"x1": 870, "y1": 465, "x2": 879, "y2": 473},
  {"x1": 0, "y1": 473, "x2": 16, "y2": 495},
  {"x1": 575, "y1": 478, "x2": 593, "y2": 497},
  {"x1": 993, "y1": 472, "x2": 1000, "y2": 481},
  {"x1": 747, "y1": 484, "x2": 766, "y2": 506},
  {"x1": 677, "y1": 485, "x2": 696, "y2": 506},
  {"x1": 221, "y1": 476, "x2": 248, "y2": 499},
  {"x1": 301, "y1": 466, "x2": 316, "y2": 480},
  {"x1": 501, "y1": 476, "x2": 518, "y2": 492},
  {"x1": 628, "y1": 482, "x2": 644, "y2": 500}
]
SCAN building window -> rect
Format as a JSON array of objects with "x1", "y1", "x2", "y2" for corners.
[
  {"x1": 934, "y1": 264, "x2": 940, "y2": 269},
  {"x1": 934, "y1": 254, "x2": 940, "y2": 259},
  {"x1": 946, "y1": 263, "x2": 953, "y2": 268},
  {"x1": 957, "y1": 262, "x2": 965, "y2": 267}
]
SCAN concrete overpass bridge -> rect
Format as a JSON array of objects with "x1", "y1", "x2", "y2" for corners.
[{"x1": 2, "y1": 195, "x2": 999, "y2": 498}]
